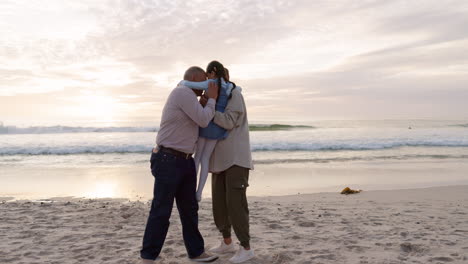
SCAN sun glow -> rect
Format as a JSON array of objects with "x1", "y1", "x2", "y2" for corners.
[
  {"x1": 74, "y1": 95, "x2": 117, "y2": 122},
  {"x1": 86, "y1": 182, "x2": 117, "y2": 198}
]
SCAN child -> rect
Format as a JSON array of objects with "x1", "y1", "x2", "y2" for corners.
[{"x1": 180, "y1": 61, "x2": 234, "y2": 202}]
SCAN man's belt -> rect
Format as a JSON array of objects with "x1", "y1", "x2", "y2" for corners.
[{"x1": 156, "y1": 146, "x2": 192, "y2": 159}]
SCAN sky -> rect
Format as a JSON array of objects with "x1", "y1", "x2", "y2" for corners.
[{"x1": 1, "y1": 0, "x2": 468, "y2": 126}]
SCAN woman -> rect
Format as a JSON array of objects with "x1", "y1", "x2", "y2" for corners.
[{"x1": 200, "y1": 68, "x2": 255, "y2": 263}]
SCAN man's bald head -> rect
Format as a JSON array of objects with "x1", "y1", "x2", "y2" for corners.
[
  {"x1": 184, "y1": 66, "x2": 206, "y2": 82},
  {"x1": 183, "y1": 66, "x2": 206, "y2": 96}
]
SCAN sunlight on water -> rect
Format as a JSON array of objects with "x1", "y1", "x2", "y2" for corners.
[{"x1": 84, "y1": 182, "x2": 117, "y2": 198}]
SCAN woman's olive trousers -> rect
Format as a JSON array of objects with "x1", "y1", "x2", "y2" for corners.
[{"x1": 211, "y1": 165, "x2": 250, "y2": 248}]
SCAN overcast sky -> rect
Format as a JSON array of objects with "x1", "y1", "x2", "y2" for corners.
[{"x1": 1, "y1": 0, "x2": 468, "y2": 126}]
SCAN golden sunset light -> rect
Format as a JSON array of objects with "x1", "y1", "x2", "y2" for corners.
[{"x1": 1, "y1": 1, "x2": 468, "y2": 263}]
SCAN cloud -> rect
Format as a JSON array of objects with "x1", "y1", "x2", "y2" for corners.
[{"x1": 1, "y1": 0, "x2": 468, "y2": 124}]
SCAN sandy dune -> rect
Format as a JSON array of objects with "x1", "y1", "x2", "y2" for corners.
[{"x1": 1, "y1": 185, "x2": 467, "y2": 264}]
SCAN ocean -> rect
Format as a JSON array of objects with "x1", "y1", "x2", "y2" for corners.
[{"x1": 1, "y1": 120, "x2": 468, "y2": 200}]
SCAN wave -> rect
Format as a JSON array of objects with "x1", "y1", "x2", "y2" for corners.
[
  {"x1": 0, "y1": 145, "x2": 152, "y2": 155},
  {"x1": 0, "y1": 125, "x2": 159, "y2": 134},
  {"x1": 249, "y1": 124, "x2": 315, "y2": 131},
  {"x1": 251, "y1": 141, "x2": 468, "y2": 151},
  {"x1": 1, "y1": 121, "x2": 467, "y2": 135},
  {"x1": 0, "y1": 123, "x2": 315, "y2": 134},
  {"x1": 1, "y1": 142, "x2": 468, "y2": 155},
  {"x1": 254, "y1": 154, "x2": 468, "y2": 164}
]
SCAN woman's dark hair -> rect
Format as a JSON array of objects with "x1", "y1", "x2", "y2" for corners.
[
  {"x1": 206, "y1": 61, "x2": 225, "y2": 97},
  {"x1": 224, "y1": 68, "x2": 236, "y2": 89}
]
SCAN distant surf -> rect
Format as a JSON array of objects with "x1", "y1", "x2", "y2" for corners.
[
  {"x1": 2, "y1": 141, "x2": 468, "y2": 155},
  {"x1": 0, "y1": 125, "x2": 158, "y2": 134},
  {"x1": 2, "y1": 120, "x2": 468, "y2": 168},
  {"x1": 249, "y1": 124, "x2": 315, "y2": 131},
  {"x1": 0, "y1": 124, "x2": 315, "y2": 134},
  {"x1": 254, "y1": 154, "x2": 468, "y2": 164},
  {"x1": 450, "y1": 123, "x2": 468, "y2": 128}
]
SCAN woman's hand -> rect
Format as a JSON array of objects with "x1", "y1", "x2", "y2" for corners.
[{"x1": 206, "y1": 81, "x2": 219, "y2": 100}]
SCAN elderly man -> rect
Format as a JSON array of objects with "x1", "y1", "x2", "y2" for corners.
[{"x1": 140, "y1": 66, "x2": 219, "y2": 263}]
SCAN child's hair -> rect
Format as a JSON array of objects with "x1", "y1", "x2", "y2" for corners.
[{"x1": 206, "y1": 61, "x2": 225, "y2": 96}]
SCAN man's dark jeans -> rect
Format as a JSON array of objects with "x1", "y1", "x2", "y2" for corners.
[{"x1": 140, "y1": 151, "x2": 204, "y2": 260}]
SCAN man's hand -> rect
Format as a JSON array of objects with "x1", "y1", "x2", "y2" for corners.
[
  {"x1": 199, "y1": 95, "x2": 208, "y2": 106},
  {"x1": 206, "y1": 81, "x2": 218, "y2": 100}
]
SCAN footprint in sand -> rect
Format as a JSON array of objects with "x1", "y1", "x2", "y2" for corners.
[
  {"x1": 298, "y1": 221, "x2": 315, "y2": 227},
  {"x1": 310, "y1": 253, "x2": 336, "y2": 261},
  {"x1": 162, "y1": 247, "x2": 175, "y2": 255},
  {"x1": 346, "y1": 245, "x2": 370, "y2": 253},
  {"x1": 400, "y1": 242, "x2": 428, "y2": 254},
  {"x1": 430, "y1": 256, "x2": 454, "y2": 262},
  {"x1": 72, "y1": 245, "x2": 94, "y2": 254},
  {"x1": 268, "y1": 223, "x2": 282, "y2": 229},
  {"x1": 271, "y1": 252, "x2": 293, "y2": 264}
]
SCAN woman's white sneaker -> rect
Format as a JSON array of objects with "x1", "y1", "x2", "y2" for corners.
[
  {"x1": 229, "y1": 247, "x2": 255, "y2": 263},
  {"x1": 209, "y1": 240, "x2": 236, "y2": 254}
]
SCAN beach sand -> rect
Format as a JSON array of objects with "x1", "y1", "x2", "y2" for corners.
[{"x1": 1, "y1": 185, "x2": 467, "y2": 264}]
